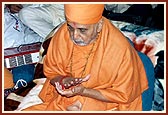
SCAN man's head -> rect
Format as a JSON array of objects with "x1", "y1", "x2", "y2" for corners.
[{"x1": 64, "y1": 4, "x2": 104, "y2": 46}]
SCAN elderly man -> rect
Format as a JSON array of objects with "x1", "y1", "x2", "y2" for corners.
[{"x1": 23, "y1": 4, "x2": 148, "y2": 111}]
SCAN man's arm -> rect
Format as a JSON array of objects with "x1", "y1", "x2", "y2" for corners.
[
  {"x1": 80, "y1": 87, "x2": 112, "y2": 102},
  {"x1": 55, "y1": 81, "x2": 112, "y2": 103},
  {"x1": 6, "y1": 4, "x2": 23, "y2": 13}
]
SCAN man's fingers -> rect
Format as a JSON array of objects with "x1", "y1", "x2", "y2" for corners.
[
  {"x1": 60, "y1": 74, "x2": 91, "y2": 90},
  {"x1": 74, "y1": 74, "x2": 90, "y2": 84},
  {"x1": 55, "y1": 82, "x2": 74, "y2": 96},
  {"x1": 82, "y1": 74, "x2": 90, "y2": 82},
  {"x1": 17, "y1": 4, "x2": 23, "y2": 9},
  {"x1": 9, "y1": 4, "x2": 23, "y2": 13},
  {"x1": 55, "y1": 82, "x2": 63, "y2": 93}
]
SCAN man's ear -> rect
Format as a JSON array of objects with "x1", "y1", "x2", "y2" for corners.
[{"x1": 97, "y1": 18, "x2": 103, "y2": 33}]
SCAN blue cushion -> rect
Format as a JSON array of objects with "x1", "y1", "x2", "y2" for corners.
[
  {"x1": 127, "y1": 37, "x2": 155, "y2": 111},
  {"x1": 138, "y1": 52, "x2": 155, "y2": 111},
  {"x1": 12, "y1": 64, "x2": 35, "y2": 89}
]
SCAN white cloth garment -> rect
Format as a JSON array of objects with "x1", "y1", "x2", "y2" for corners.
[
  {"x1": 105, "y1": 4, "x2": 132, "y2": 13},
  {"x1": 4, "y1": 6, "x2": 44, "y2": 49},
  {"x1": 19, "y1": 4, "x2": 65, "y2": 38}
]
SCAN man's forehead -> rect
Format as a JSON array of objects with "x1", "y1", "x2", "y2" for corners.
[
  {"x1": 67, "y1": 21, "x2": 90, "y2": 28},
  {"x1": 72, "y1": 22, "x2": 77, "y2": 28}
]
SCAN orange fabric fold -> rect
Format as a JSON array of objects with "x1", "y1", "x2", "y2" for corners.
[
  {"x1": 25, "y1": 17, "x2": 148, "y2": 111},
  {"x1": 64, "y1": 4, "x2": 104, "y2": 24},
  {"x1": 4, "y1": 67, "x2": 14, "y2": 89}
]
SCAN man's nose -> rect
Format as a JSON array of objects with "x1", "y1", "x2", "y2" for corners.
[{"x1": 73, "y1": 30, "x2": 79, "y2": 39}]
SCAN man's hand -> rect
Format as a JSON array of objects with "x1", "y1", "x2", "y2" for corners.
[
  {"x1": 55, "y1": 82, "x2": 85, "y2": 97},
  {"x1": 55, "y1": 74, "x2": 111, "y2": 102},
  {"x1": 62, "y1": 74, "x2": 90, "y2": 89},
  {"x1": 54, "y1": 74, "x2": 90, "y2": 97},
  {"x1": 6, "y1": 4, "x2": 23, "y2": 13}
]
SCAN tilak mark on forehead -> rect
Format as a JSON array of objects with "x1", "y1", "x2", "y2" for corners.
[{"x1": 72, "y1": 22, "x2": 76, "y2": 28}]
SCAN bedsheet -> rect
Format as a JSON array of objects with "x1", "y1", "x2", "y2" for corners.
[{"x1": 112, "y1": 20, "x2": 164, "y2": 66}]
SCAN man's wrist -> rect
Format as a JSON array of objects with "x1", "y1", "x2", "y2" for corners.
[{"x1": 78, "y1": 86, "x2": 86, "y2": 95}]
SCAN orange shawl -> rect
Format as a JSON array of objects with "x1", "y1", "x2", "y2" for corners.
[
  {"x1": 4, "y1": 67, "x2": 14, "y2": 89},
  {"x1": 37, "y1": 17, "x2": 148, "y2": 111}
]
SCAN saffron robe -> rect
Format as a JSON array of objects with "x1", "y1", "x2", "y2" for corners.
[
  {"x1": 4, "y1": 67, "x2": 14, "y2": 89},
  {"x1": 24, "y1": 17, "x2": 148, "y2": 111}
]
